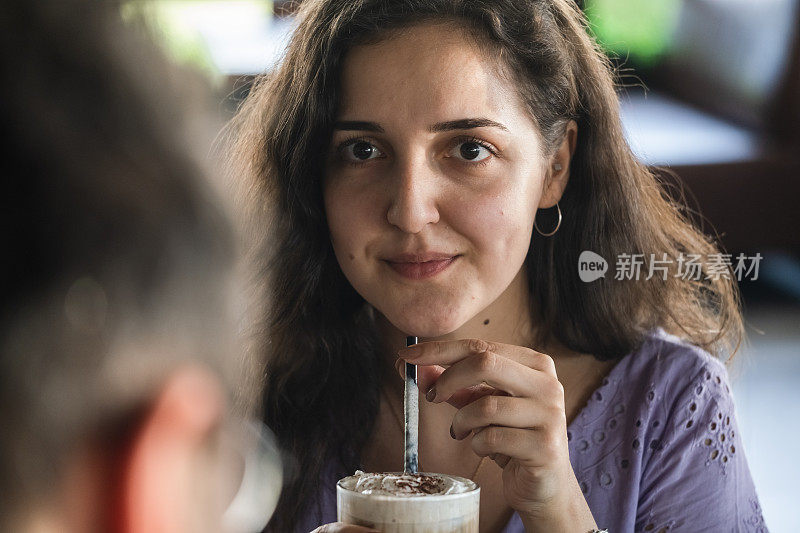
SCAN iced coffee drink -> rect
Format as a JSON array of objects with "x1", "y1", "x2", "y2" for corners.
[{"x1": 337, "y1": 470, "x2": 480, "y2": 532}]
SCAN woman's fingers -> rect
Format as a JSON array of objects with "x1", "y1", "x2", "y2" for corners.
[
  {"x1": 450, "y1": 395, "x2": 557, "y2": 440},
  {"x1": 493, "y1": 453, "x2": 511, "y2": 468},
  {"x1": 395, "y1": 340, "x2": 563, "y2": 410},
  {"x1": 445, "y1": 383, "x2": 498, "y2": 409},
  {"x1": 394, "y1": 359, "x2": 509, "y2": 409},
  {"x1": 393, "y1": 358, "x2": 447, "y2": 392},
  {"x1": 429, "y1": 351, "x2": 562, "y2": 403},
  {"x1": 398, "y1": 338, "x2": 557, "y2": 377},
  {"x1": 470, "y1": 426, "x2": 566, "y2": 468},
  {"x1": 414, "y1": 363, "x2": 445, "y2": 394}
]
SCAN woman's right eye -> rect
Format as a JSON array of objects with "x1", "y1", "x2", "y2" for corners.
[{"x1": 340, "y1": 140, "x2": 383, "y2": 163}]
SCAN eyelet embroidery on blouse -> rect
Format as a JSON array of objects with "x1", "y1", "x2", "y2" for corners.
[
  {"x1": 636, "y1": 362, "x2": 744, "y2": 532},
  {"x1": 566, "y1": 336, "x2": 763, "y2": 533},
  {"x1": 685, "y1": 366, "x2": 738, "y2": 474},
  {"x1": 746, "y1": 498, "x2": 767, "y2": 531},
  {"x1": 593, "y1": 429, "x2": 606, "y2": 443}
]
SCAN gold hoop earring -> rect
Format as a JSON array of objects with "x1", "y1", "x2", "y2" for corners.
[{"x1": 534, "y1": 202, "x2": 562, "y2": 237}]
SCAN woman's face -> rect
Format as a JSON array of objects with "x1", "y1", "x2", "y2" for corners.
[{"x1": 324, "y1": 22, "x2": 561, "y2": 338}]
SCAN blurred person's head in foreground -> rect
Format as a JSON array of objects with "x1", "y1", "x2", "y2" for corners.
[{"x1": 0, "y1": 2, "x2": 278, "y2": 532}]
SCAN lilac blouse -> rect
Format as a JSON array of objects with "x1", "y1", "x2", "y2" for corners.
[{"x1": 298, "y1": 329, "x2": 767, "y2": 532}]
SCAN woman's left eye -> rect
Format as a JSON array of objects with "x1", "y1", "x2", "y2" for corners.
[
  {"x1": 340, "y1": 140, "x2": 383, "y2": 162},
  {"x1": 450, "y1": 140, "x2": 493, "y2": 163}
]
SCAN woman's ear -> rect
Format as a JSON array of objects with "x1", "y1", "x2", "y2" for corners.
[
  {"x1": 114, "y1": 365, "x2": 225, "y2": 533},
  {"x1": 539, "y1": 120, "x2": 578, "y2": 209}
]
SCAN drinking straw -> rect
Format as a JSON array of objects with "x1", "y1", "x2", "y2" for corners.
[{"x1": 404, "y1": 335, "x2": 419, "y2": 473}]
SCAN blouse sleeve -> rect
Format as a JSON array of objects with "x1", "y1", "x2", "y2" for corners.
[{"x1": 635, "y1": 357, "x2": 768, "y2": 532}]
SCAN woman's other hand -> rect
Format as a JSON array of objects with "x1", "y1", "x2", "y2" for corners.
[
  {"x1": 397, "y1": 338, "x2": 597, "y2": 533},
  {"x1": 311, "y1": 523, "x2": 380, "y2": 532}
]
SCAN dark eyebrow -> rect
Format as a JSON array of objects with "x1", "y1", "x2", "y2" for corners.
[
  {"x1": 429, "y1": 118, "x2": 509, "y2": 132},
  {"x1": 332, "y1": 121, "x2": 385, "y2": 133},
  {"x1": 332, "y1": 118, "x2": 508, "y2": 134}
]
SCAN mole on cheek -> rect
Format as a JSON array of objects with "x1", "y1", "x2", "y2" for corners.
[
  {"x1": 483, "y1": 319, "x2": 490, "y2": 325},
  {"x1": 348, "y1": 253, "x2": 355, "y2": 260}
]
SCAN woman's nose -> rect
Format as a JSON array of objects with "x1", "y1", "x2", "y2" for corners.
[{"x1": 385, "y1": 156, "x2": 441, "y2": 234}]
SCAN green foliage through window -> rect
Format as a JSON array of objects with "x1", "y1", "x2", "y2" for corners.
[{"x1": 584, "y1": 0, "x2": 682, "y2": 66}]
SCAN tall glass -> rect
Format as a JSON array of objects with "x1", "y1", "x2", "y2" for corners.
[{"x1": 336, "y1": 472, "x2": 480, "y2": 533}]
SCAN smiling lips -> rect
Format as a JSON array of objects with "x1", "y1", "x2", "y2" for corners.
[{"x1": 384, "y1": 252, "x2": 459, "y2": 280}]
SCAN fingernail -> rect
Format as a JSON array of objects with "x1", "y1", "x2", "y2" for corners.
[
  {"x1": 450, "y1": 424, "x2": 456, "y2": 439},
  {"x1": 426, "y1": 387, "x2": 436, "y2": 402}
]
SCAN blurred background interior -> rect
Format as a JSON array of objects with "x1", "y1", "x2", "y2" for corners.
[{"x1": 122, "y1": 0, "x2": 800, "y2": 529}]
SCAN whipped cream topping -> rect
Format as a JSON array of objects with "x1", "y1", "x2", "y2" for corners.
[{"x1": 339, "y1": 470, "x2": 475, "y2": 497}]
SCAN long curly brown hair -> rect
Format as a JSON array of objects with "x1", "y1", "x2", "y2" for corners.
[{"x1": 222, "y1": 0, "x2": 744, "y2": 529}]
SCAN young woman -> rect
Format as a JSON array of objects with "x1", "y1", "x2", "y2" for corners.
[{"x1": 226, "y1": 0, "x2": 766, "y2": 531}]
